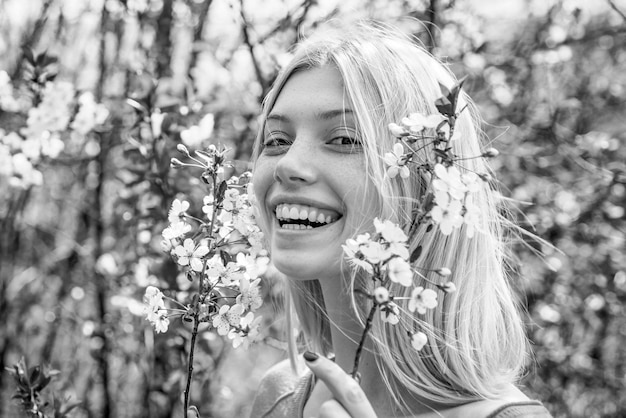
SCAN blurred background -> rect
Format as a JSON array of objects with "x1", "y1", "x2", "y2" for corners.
[{"x1": 0, "y1": 0, "x2": 625, "y2": 416}]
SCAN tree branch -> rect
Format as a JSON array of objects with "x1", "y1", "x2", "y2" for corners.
[
  {"x1": 238, "y1": 0, "x2": 268, "y2": 96},
  {"x1": 607, "y1": 0, "x2": 626, "y2": 21}
]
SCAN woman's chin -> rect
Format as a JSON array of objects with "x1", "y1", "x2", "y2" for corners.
[{"x1": 272, "y1": 256, "x2": 341, "y2": 282}]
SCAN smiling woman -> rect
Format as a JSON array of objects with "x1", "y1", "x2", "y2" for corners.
[
  {"x1": 249, "y1": 20, "x2": 553, "y2": 418},
  {"x1": 254, "y1": 66, "x2": 378, "y2": 281}
]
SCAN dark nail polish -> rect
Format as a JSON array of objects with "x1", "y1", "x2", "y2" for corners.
[{"x1": 303, "y1": 351, "x2": 319, "y2": 362}]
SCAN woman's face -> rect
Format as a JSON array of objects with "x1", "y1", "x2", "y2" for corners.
[{"x1": 253, "y1": 66, "x2": 379, "y2": 281}]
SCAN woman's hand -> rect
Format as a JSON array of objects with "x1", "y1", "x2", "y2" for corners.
[{"x1": 304, "y1": 351, "x2": 378, "y2": 418}]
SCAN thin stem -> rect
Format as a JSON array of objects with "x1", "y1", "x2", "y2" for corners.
[
  {"x1": 351, "y1": 301, "x2": 378, "y2": 379},
  {"x1": 183, "y1": 314, "x2": 200, "y2": 415}
]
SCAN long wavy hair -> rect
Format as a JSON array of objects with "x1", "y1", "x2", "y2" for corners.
[{"x1": 252, "y1": 20, "x2": 530, "y2": 408}]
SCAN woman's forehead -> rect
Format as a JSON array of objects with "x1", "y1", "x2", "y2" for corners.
[{"x1": 268, "y1": 66, "x2": 353, "y2": 120}]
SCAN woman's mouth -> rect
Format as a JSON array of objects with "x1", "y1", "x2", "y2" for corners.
[{"x1": 275, "y1": 203, "x2": 342, "y2": 230}]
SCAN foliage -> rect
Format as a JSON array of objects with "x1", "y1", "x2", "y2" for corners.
[{"x1": 6, "y1": 358, "x2": 80, "y2": 418}]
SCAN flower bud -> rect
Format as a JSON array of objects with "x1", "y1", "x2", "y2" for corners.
[
  {"x1": 373, "y1": 286, "x2": 390, "y2": 304},
  {"x1": 479, "y1": 173, "x2": 493, "y2": 183},
  {"x1": 177, "y1": 143, "x2": 190, "y2": 156},
  {"x1": 170, "y1": 158, "x2": 184, "y2": 168},
  {"x1": 410, "y1": 331, "x2": 428, "y2": 351},
  {"x1": 482, "y1": 148, "x2": 499, "y2": 158},
  {"x1": 436, "y1": 267, "x2": 451, "y2": 277},
  {"x1": 388, "y1": 123, "x2": 409, "y2": 137},
  {"x1": 441, "y1": 282, "x2": 456, "y2": 293}
]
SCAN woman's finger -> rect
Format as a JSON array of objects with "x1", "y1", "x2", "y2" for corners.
[
  {"x1": 318, "y1": 399, "x2": 352, "y2": 418},
  {"x1": 304, "y1": 352, "x2": 377, "y2": 418}
]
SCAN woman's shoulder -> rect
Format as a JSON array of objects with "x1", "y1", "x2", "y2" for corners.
[
  {"x1": 249, "y1": 358, "x2": 311, "y2": 418},
  {"x1": 484, "y1": 401, "x2": 553, "y2": 418},
  {"x1": 435, "y1": 386, "x2": 552, "y2": 418}
]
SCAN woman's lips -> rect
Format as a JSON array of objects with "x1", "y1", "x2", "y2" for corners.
[{"x1": 275, "y1": 203, "x2": 342, "y2": 229}]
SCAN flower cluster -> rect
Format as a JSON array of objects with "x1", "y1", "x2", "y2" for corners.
[
  {"x1": 384, "y1": 79, "x2": 495, "y2": 238},
  {"x1": 0, "y1": 71, "x2": 108, "y2": 189},
  {"x1": 143, "y1": 143, "x2": 267, "y2": 351},
  {"x1": 344, "y1": 79, "x2": 496, "y2": 371},
  {"x1": 343, "y1": 218, "x2": 454, "y2": 353}
]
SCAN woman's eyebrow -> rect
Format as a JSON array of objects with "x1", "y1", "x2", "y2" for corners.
[
  {"x1": 316, "y1": 108, "x2": 354, "y2": 120},
  {"x1": 266, "y1": 108, "x2": 354, "y2": 122}
]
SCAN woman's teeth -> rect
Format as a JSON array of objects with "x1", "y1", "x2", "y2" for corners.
[{"x1": 275, "y1": 203, "x2": 340, "y2": 229}]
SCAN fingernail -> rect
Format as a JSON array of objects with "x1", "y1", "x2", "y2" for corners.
[
  {"x1": 303, "y1": 351, "x2": 319, "y2": 362},
  {"x1": 352, "y1": 372, "x2": 362, "y2": 384}
]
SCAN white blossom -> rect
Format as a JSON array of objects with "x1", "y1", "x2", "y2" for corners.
[
  {"x1": 408, "y1": 287, "x2": 438, "y2": 314},
  {"x1": 387, "y1": 257, "x2": 413, "y2": 287},
  {"x1": 384, "y1": 143, "x2": 410, "y2": 179},
  {"x1": 174, "y1": 238, "x2": 209, "y2": 272},
  {"x1": 410, "y1": 331, "x2": 428, "y2": 351}
]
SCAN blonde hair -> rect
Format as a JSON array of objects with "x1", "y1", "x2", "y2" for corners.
[{"x1": 253, "y1": 20, "x2": 529, "y2": 408}]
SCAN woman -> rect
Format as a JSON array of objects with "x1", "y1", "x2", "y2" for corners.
[{"x1": 249, "y1": 20, "x2": 552, "y2": 418}]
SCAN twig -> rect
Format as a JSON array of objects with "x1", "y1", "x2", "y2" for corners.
[
  {"x1": 183, "y1": 315, "x2": 200, "y2": 416},
  {"x1": 256, "y1": 0, "x2": 315, "y2": 44},
  {"x1": 189, "y1": 0, "x2": 214, "y2": 78},
  {"x1": 607, "y1": 0, "x2": 626, "y2": 21},
  {"x1": 425, "y1": 0, "x2": 438, "y2": 52},
  {"x1": 351, "y1": 301, "x2": 378, "y2": 379},
  {"x1": 238, "y1": 0, "x2": 267, "y2": 96}
]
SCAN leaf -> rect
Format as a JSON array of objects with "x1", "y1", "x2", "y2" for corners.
[
  {"x1": 435, "y1": 76, "x2": 468, "y2": 117},
  {"x1": 41, "y1": 54, "x2": 59, "y2": 67},
  {"x1": 410, "y1": 246, "x2": 423, "y2": 263},
  {"x1": 33, "y1": 375, "x2": 52, "y2": 392},
  {"x1": 23, "y1": 47, "x2": 35, "y2": 65},
  {"x1": 29, "y1": 365, "x2": 42, "y2": 385},
  {"x1": 220, "y1": 250, "x2": 233, "y2": 266},
  {"x1": 216, "y1": 180, "x2": 228, "y2": 203}
]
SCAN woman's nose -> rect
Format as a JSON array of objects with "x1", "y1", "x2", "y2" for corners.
[{"x1": 273, "y1": 139, "x2": 317, "y2": 186}]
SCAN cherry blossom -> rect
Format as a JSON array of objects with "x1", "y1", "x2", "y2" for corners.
[
  {"x1": 162, "y1": 221, "x2": 191, "y2": 240},
  {"x1": 168, "y1": 199, "x2": 190, "y2": 224},
  {"x1": 174, "y1": 238, "x2": 209, "y2": 272},
  {"x1": 237, "y1": 277, "x2": 262, "y2": 311},
  {"x1": 387, "y1": 257, "x2": 413, "y2": 287},
  {"x1": 374, "y1": 286, "x2": 390, "y2": 304},
  {"x1": 401, "y1": 112, "x2": 445, "y2": 134},
  {"x1": 430, "y1": 197, "x2": 464, "y2": 236},
  {"x1": 360, "y1": 240, "x2": 390, "y2": 264},
  {"x1": 433, "y1": 164, "x2": 466, "y2": 201},
  {"x1": 408, "y1": 287, "x2": 438, "y2": 314},
  {"x1": 410, "y1": 331, "x2": 428, "y2": 351},
  {"x1": 212, "y1": 304, "x2": 244, "y2": 336},
  {"x1": 384, "y1": 143, "x2": 410, "y2": 179},
  {"x1": 374, "y1": 217, "x2": 409, "y2": 260},
  {"x1": 342, "y1": 237, "x2": 375, "y2": 274},
  {"x1": 205, "y1": 254, "x2": 244, "y2": 285}
]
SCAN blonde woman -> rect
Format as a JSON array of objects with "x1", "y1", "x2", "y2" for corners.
[{"x1": 249, "y1": 21, "x2": 552, "y2": 418}]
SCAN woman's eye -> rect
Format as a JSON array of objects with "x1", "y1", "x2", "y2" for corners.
[
  {"x1": 263, "y1": 133, "x2": 291, "y2": 147},
  {"x1": 328, "y1": 136, "x2": 358, "y2": 145}
]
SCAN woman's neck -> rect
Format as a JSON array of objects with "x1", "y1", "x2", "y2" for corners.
[{"x1": 316, "y1": 277, "x2": 434, "y2": 416}]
